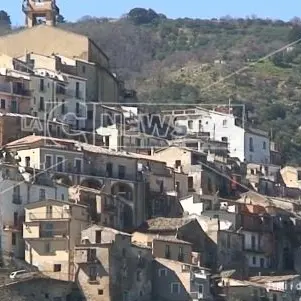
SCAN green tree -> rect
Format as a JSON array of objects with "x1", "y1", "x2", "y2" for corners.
[
  {"x1": 0, "y1": 10, "x2": 11, "y2": 27},
  {"x1": 128, "y1": 8, "x2": 159, "y2": 25},
  {"x1": 56, "y1": 14, "x2": 66, "y2": 23},
  {"x1": 288, "y1": 25, "x2": 301, "y2": 42}
]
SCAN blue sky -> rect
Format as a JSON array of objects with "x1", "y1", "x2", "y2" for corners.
[{"x1": 5, "y1": 0, "x2": 301, "y2": 26}]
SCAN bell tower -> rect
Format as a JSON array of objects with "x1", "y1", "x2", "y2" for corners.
[{"x1": 22, "y1": 0, "x2": 59, "y2": 28}]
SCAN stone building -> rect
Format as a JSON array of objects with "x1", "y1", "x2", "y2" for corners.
[{"x1": 74, "y1": 225, "x2": 153, "y2": 301}]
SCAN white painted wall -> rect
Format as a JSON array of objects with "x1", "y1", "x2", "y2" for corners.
[
  {"x1": 244, "y1": 132, "x2": 270, "y2": 164},
  {"x1": 180, "y1": 195, "x2": 204, "y2": 215},
  {"x1": 0, "y1": 172, "x2": 68, "y2": 258},
  {"x1": 174, "y1": 109, "x2": 270, "y2": 163}
]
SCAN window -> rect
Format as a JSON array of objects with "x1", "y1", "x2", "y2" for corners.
[
  {"x1": 222, "y1": 119, "x2": 227, "y2": 127},
  {"x1": 46, "y1": 205, "x2": 52, "y2": 218},
  {"x1": 171, "y1": 283, "x2": 180, "y2": 294},
  {"x1": 188, "y1": 176, "x2": 194, "y2": 190},
  {"x1": 39, "y1": 189, "x2": 46, "y2": 200},
  {"x1": 13, "y1": 186, "x2": 21, "y2": 204},
  {"x1": 118, "y1": 165, "x2": 125, "y2": 179},
  {"x1": 13, "y1": 212, "x2": 18, "y2": 227},
  {"x1": 263, "y1": 141, "x2": 266, "y2": 150},
  {"x1": 178, "y1": 246, "x2": 184, "y2": 262},
  {"x1": 45, "y1": 155, "x2": 52, "y2": 169},
  {"x1": 45, "y1": 242, "x2": 50, "y2": 253},
  {"x1": 207, "y1": 178, "x2": 212, "y2": 193},
  {"x1": 39, "y1": 96, "x2": 44, "y2": 111},
  {"x1": 158, "y1": 268, "x2": 167, "y2": 277},
  {"x1": 136, "y1": 270, "x2": 142, "y2": 282},
  {"x1": 106, "y1": 163, "x2": 113, "y2": 177},
  {"x1": 98, "y1": 289, "x2": 103, "y2": 295},
  {"x1": 95, "y1": 230, "x2": 102, "y2": 243},
  {"x1": 87, "y1": 110, "x2": 93, "y2": 120},
  {"x1": 82, "y1": 66, "x2": 86, "y2": 73},
  {"x1": 188, "y1": 120, "x2": 193, "y2": 130},
  {"x1": 249, "y1": 137, "x2": 254, "y2": 152},
  {"x1": 56, "y1": 156, "x2": 64, "y2": 172},
  {"x1": 75, "y1": 82, "x2": 80, "y2": 98},
  {"x1": 61, "y1": 99, "x2": 65, "y2": 114},
  {"x1": 75, "y1": 159, "x2": 82, "y2": 173},
  {"x1": 272, "y1": 294, "x2": 277, "y2": 301},
  {"x1": 11, "y1": 100, "x2": 17, "y2": 113},
  {"x1": 136, "y1": 138, "x2": 141, "y2": 147},
  {"x1": 122, "y1": 248, "x2": 126, "y2": 257},
  {"x1": 12, "y1": 233, "x2": 16, "y2": 246},
  {"x1": 44, "y1": 223, "x2": 53, "y2": 237},
  {"x1": 198, "y1": 284, "x2": 203, "y2": 294},
  {"x1": 260, "y1": 258, "x2": 265, "y2": 268},
  {"x1": 53, "y1": 264, "x2": 61, "y2": 272},
  {"x1": 252, "y1": 256, "x2": 256, "y2": 265},
  {"x1": 89, "y1": 266, "x2": 97, "y2": 280},
  {"x1": 155, "y1": 179, "x2": 162, "y2": 193},
  {"x1": 165, "y1": 245, "x2": 171, "y2": 259},
  {"x1": 76, "y1": 102, "x2": 80, "y2": 115},
  {"x1": 25, "y1": 156, "x2": 30, "y2": 167},
  {"x1": 251, "y1": 235, "x2": 256, "y2": 249},
  {"x1": 198, "y1": 120, "x2": 202, "y2": 131},
  {"x1": 175, "y1": 160, "x2": 181, "y2": 168},
  {"x1": 175, "y1": 181, "x2": 180, "y2": 193},
  {"x1": 87, "y1": 249, "x2": 97, "y2": 261},
  {"x1": 0, "y1": 99, "x2": 5, "y2": 109},
  {"x1": 40, "y1": 79, "x2": 44, "y2": 91}
]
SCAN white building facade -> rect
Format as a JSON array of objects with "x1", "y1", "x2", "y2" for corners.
[
  {"x1": 166, "y1": 107, "x2": 270, "y2": 164},
  {"x1": 0, "y1": 164, "x2": 68, "y2": 259}
]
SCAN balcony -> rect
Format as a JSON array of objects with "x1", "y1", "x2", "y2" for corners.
[
  {"x1": 40, "y1": 230, "x2": 68, "y2": 239},
  {"x1": 3, "y1": 223, "x2": 22, "y2": 232},
  {"x1": 0, "y1": 83, "x2": 11, "y2": 94},
  {"x1": 28, "y1": 211, "x2": 71, "y2": 221},
  {"x1": 12, "y1": 86, "x2": 31, "y2": 97}
]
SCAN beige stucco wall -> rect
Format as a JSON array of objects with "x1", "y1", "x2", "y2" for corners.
[
  {"x1": 154, "y1": 147, "x2": 192, "y2": 171},
  {"x1": 280, "y1": 166, "x2": 300, "y2": 189},
  {"x1": 0, "y1": 26, "x2": 89, "y2": 61}
]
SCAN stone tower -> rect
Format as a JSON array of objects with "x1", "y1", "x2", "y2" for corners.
[{"x1": 22, "y1": 0, "x2": 59, "y2": 28}]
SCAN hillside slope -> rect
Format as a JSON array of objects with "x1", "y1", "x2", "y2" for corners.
[
  {"x1": 1, "y1": 9, "x2": 301, "y2": 163},
  {"x1": 61, "y1": 14, "x2": 301, "y2": 164}
]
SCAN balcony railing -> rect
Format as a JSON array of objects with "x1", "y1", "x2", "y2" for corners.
[
  {"x1": 0, "y1": 83, "x2": 11, "y2": 94},
  {"x1": 40, "y1": 231, "x2": 68, "y2": 239},
  {"x1": 12, "y1": 86, "x2": 31, "y2": 96},
  {"x1": 29, "y1": 212, "x2": 71, "y2": 221},
  {"x1": 3, "y1": 223, "x2": 22, "y2": 232}
]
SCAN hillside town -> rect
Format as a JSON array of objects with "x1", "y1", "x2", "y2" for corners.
[{"x1": 0, "y1": 1, "x2": 301, "y2": 301}]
